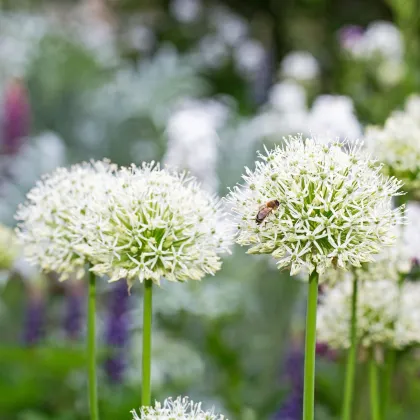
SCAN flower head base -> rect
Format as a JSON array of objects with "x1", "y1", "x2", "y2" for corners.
[
  {"x1": 15, "y1": 160, "x2": 117, "y2": 281},
  {"x1": 131, "y1": 396, "x2": 227, "y2": 419},
  {"x1": 78, "y1": 162, "x2": 231, "y2": 288},
  {"x1": 226, "y1": 135, "x2": 404, "y2": 276}
]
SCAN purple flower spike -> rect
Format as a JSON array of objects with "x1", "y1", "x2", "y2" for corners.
[
  {"x1": 1, "y1": 78, "x2": 30, "y2": 155},
  {"x1": 23, "y1": 295, "x2": 45, "y2": 346},
  {"x1": 104, "y1": 281, "x2": 130, "y2": 383},
  {"x1": 64, "y1": 283, "x2": 84, "y2": 340}
]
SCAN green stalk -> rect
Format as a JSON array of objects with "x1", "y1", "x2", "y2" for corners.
[
  {"x1": 369, "y1": 354, "x2": 381, "y2": 420},
  {"x1": 142, "y1": 280, "x2": 153, "y2": 406},
  {"x1": 342, "y1": 275, "x2": 359, "y2": 420},
  {"x1": 381, "y1": 349, "x2": 395, "y2": 418},
  {"x1": 303, "y1": 270, "x2": 319, "y2": 420},
  {"x1": 88, "y1": 271, "x2": 99, "y2": 420}
]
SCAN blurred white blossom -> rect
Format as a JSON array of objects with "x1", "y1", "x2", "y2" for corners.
[
  {"x1": 365, "y1": 110, "x2": 420, "y2": 191},
  {"x1": 129, "y1": 331, "x2": 205, "y2": 389},
  {"x1": 268, "y1": 81, "x2": 307, "y2": 113},
  {"x1": 226, "y1": 135, "x2": 404, "y2": 276},
  {"x1": 404, "y1": 202, "x2": 420, "y2": 262},
  {"x1": 317, "y1": 279, "x2": 399, "y2": 349},
  {"x1": 131, "y1": 396, "x2": 226, "y2": 419},
  {"x1": 78, "y1": 163, "x2": 231, "y2": 288},
  {"x1": 394, "y1": 282, "x2": 420, "y2": 348},
  {"x1": 210, "y1": 7, "x2": 248, "y2": 47},
  {"x1": 280, "y1": 51, "x2": 320, "y2": 82},
  {"x1": 308, "y1": 95, "x2": 362, "y2": 141},
  {"x1": 170, "y1": 0, "x2": 202, "y2": 23},
  {"x1": 360, "y1": 21, "x2": 403, "y2": 63},
  {"x1": 0, "y1": 12, "x2": 50, "y2": 81},
  {"x1": 234, "y1": 40, "x2": 265, "y2": 76},
  {"x1": 164, "y1": 100, "x2": 228, "y2": 192}
]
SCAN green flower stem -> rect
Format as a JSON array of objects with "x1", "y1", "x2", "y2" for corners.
[
  {"x1": 142, "y1": 280, "x2": 153, "y2": 407},
  {"x1": 342, "y1": 275, "x2": 359, "y2": 420},
  {"x1": 381, "y1": 348, "x2": 395, "y2": 418},
  {"x1": 369, "y1": 353, "x2": 381, "y2": 420},
  {"x1": 303, "y1": 270, "x2": 319, "y2": 420},
  {"x1": 88, "y1": 271, "x2": 99, "y2": 420}
]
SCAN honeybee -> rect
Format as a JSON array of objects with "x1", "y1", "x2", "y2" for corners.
[{"x1": 255, "y1": 199, "x2": 280, "y2": 224}]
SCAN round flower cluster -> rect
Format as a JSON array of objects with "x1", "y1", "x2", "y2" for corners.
[
  {"x1": 318, "y1": 279, "x2": 420, "y2": 350},
  {"x1": 15, "y1": 160, "x2": 117, "y2": 281},
  {"x1": 131, "y1": 397, "x2": 227, "y2": 420},
  {"x1": 76, "y1": 162, "x2": 231, "y2": 288},
  {"x1": 0, "y1": 223, "x2": 20, "y2": 270},
  {"x1": 317, "y1": 279, "x2": 399, "y2": 349},
  {"x1": 365, "y1": 110, "x2": 420, "y2": 192},
  {"x1": 226, "y1": 135, "x2": 404, "y2": 276}
]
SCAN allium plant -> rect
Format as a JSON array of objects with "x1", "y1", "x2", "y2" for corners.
[
  {"x1": 15, "y1": 160, "x2": 117, "y2": 420},
  {"x1": 77, "y1": 162, "x2": 231, "y2": 406},
  {"x1": 226, "y1": 135, "x2": 404, "y2": 420},
  {"x1": 77, "y1": 162, "x2": 231, "y2": 289},
  {"x1": 131, "y1": 397, "x2": 227, "y2": 420},
  {"x1": 15, "y1": 160, "x2": 117, "y2": 281}
]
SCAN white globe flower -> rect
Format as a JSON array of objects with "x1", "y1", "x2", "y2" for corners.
[
  {"x1": 78, "y1": 163, "x2": 231, "y2": 288},
  {"x1": 131, "y1": 396, "x2": 227, "y2": 419},
  {"x1": 365, "y1": 111, "x2": 420, "y2": 191},
  {"x1": 317, "y1": 279, "x2": 399, "y2": 349},
  {"x1": 394, "y1": 282, "x2": 420, "y2": 348},
  {"x1": 280, "y1": 51, "x2": 320, "y2": 82},
  {"x1": 15, "y1": 161, "x2": 117, "y2": 281},
  {"x1": 226, "y1": 135, "x2": 404, "y2": 276}
]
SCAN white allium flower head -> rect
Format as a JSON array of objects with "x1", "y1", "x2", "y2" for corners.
[
  {"x1": 394, "y1": 282, "x2": 420, "y2": 348},
  {"x1": 15, "y1": 161, "x2": 117, "y2": 281},
  {"x1": 281, "y1": 51, "x2": 320, "y2": 82},
  {"x1": 268, "y1": 80, "x2": 307, "y2": 113},
  {"x1": 308, "y1": 95, "x2": 362, "y2": 141},
  {"x1": 317, "y1": 279, "x2": 399, "y2": 349},
  {"x1": 360, "y1": 21, "x2": 403, "y2": 62},
  {"x1": 226, "y1": 135, "x2": 405, "y2": 276},
  {"x1": 78, "y1": 162, "x2": 231, "y2": 288},
  {"x1": 365, "y1": 111, "x2": 420, "y2": 191},
  {"x1": 131, "y1": 396, "x2": 227, "y2": 419}
]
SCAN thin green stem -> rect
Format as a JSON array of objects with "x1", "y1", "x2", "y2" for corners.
[
  {"x1": 142, "y1": 280, "x2": 153, "y2": 407},
  {"x1": 369, "y1": 354, "x2": 381, "y2": 420},
  {"x1": 88, "y1": 271, "x2": 99, "y2": 420},
  {"x1": 342, "y1": 275, "x2": 359, "y2": 420},
  {"x1": 381, "y1": 349, "x2": 395, "y2": 419},
  {"x1": 303, "y1": 270, "x2": 319, "y2": 420}
]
